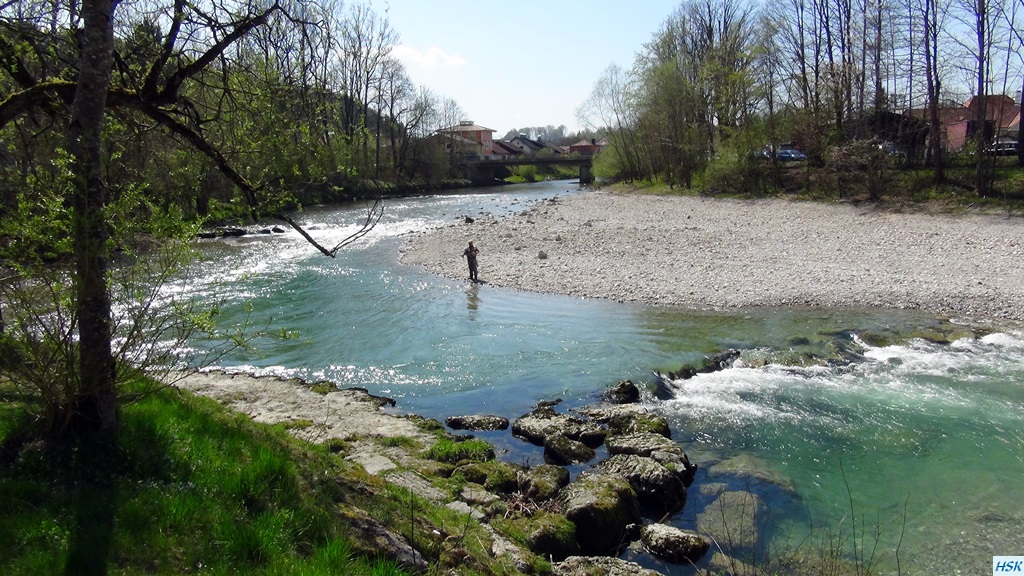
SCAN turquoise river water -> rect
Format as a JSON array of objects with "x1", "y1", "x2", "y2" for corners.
[{"x1": 171, "y1": 181, "x2": 1024, "y2": 575}]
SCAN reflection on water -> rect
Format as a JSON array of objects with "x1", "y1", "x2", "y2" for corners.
[
  {"x1": 172, "y1": 181, "x2": 1024, "y2": 575},
  {"x1": 465, "y1": 283, "x2": 480, "y2": 318}
]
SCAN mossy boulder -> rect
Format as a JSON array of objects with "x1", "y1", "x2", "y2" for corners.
[
  {"x1": 494, "y1": 511, "x2": 580, "y2": 561},
  {"x1": 453, "y1": 460, "x2": 522, "y2": 494},
  {"x1": 558, "y1": 472, "x2": 641, "y2": 555},
  {"x1": 595, "y1": 454, "x2": 686, "y2": 514},
  {"x1": 518, "y1": 464, "x2": 570, "y2": 501},
  {"x1": 574, "y1": 405, "x2": 670, "y2": 439},
  {"x1": 512, "y1": 405, "x2": 606, "y2": 447},
  {"x1": 640, "y1": 523, "x2": 710, "y2": 564},
  {"x1": 553, "y1": 556, "x2": 664, "y2": 576},
  {"x1": 544, "y1": 433, "x2": 596, "y2": 465},
  {"x1": 605, "y1": 432, "x2": 697, "y2": 487}
]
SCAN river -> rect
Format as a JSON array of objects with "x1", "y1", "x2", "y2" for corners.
[{"x1": 171, "y1": 180, "x2": 1024, "y2": 575}]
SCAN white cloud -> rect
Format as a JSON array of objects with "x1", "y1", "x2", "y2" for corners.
[{"x1": 391, "y1": 45, "x2": 468, "y2": 69}]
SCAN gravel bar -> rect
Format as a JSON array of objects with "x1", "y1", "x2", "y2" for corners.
[{"x1": 400, "y1": 190, "x2": 1024, "y2": 323}]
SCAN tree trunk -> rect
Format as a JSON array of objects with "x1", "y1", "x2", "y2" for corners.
[
  {"x1": 68, "y1": 0, "x2": 119, "y2": 434},
  {"x1": 923, "y1": 0, "x2": 944, "y2": 183},
  {"x1": 1018, "y1": 75, "x2": 1023, "y2": 168},
  {"x1": 973, "y1": 0, "x2": 989, "y2": 197}
]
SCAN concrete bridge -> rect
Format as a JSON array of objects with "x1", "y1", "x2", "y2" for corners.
[{"x1": 458, "y1": 155, "x2": 594, "y2": 185}]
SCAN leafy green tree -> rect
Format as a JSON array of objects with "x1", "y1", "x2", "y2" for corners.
[
  {"x1": 577, "y1": 64, "x2": 650, "y2": 181},
  {"x1": 623, "y1": 0, "x2": 760, "y2": 186},
  {"x1": 0, "y1": 0, "x2": 384, "y2": 437}
]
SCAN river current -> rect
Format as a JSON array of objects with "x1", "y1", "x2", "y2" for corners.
[{"x1": 172, "y1": 180, "x2": 1024, "y2": 574}]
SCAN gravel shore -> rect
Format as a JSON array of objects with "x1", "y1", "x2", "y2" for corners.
[{"x1": 401, "y1": 189, "x2": 1024, "y2": 323}]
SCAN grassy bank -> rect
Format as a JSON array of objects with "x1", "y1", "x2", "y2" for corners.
[
  {"x1": 0, "y1": 378, "x2": 531, "y2": 575},
  {"x1": 611, "y1": 153, "x2": 1024, "y2": 213}
]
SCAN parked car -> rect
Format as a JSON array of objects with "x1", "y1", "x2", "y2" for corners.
[
  {"x1": 878, "y1": 141, "x2": 907, "y2": 157},
  {"x1": 776, "y1": 149, "x2": 807, "y2": 162},
  {"x1": 985, "y1": 141, "x2": 1019, "y2": 156}
]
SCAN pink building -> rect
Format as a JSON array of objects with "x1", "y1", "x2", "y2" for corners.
[{"x1": 906, "y1": 95, "x2": 1021, "y2": 152}]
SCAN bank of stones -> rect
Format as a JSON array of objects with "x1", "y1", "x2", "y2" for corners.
[{"x1": 444, "y1": 391, "x2": 717, "y2": 571}]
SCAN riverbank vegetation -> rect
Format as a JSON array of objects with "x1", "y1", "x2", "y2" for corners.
[
  {"x1": 0, "y1": 376, "x2": 549, "y2": 575},
  {"x1": 0, "y1": 0, "x2": 485, "y2": 450},
  {"x1": 577, "y1": 0, "x2": 1024, "y2": 203},
  {"x1": 606, "y1": 153, "x2": 1024, "y2": 211}
]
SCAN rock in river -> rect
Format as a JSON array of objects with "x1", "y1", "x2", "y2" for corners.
[
  {"x1": 558, "y1": 472, "x2": 641, "y2": 555},
  {"x1": 640, "y1": 523, "x2": 710, "y2": 564},
  {"x1": 595, "y1": 454, "x2": 687, "y2": 514},
  {"x1": 445, "y1": 414, "x2": 510, "y2": 431}
]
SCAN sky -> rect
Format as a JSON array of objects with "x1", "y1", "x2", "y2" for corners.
[{"x1": 378, "y1": 0, "x2": 681, "y2": 137}]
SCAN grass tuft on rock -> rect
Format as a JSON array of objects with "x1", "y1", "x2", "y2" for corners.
[{"x1": 424, "y1": 437, "x2": 495, "y2": 464}]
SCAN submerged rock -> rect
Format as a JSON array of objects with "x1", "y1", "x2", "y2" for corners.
[
  {"x1": 696, "y1": 490, "x2": 766, "y2": 551},
  {"x1": 709, "y1": 551, "x2": 759, "y2": 576},
  {"x1": 707, "y1": 453, "x2": 793, "y2": 491}
]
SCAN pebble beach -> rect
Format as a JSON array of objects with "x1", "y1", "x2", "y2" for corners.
[{"x1": 401, "y1": 189, "x2": 1024, "y2": 323}]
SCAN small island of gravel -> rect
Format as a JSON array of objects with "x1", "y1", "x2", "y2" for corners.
[{"x1": 401, "y1": 189, "x2": 1024, "y2": 323}]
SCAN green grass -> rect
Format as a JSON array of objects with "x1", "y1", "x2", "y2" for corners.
[
  {"x1": 611, "y1": 154, "x2": 1024, "y2": 212},
  {"x1": 424, "y1": 437, "x2": 495, "y2": 464},
  {"x1": 0, "y1": 381, "x2": 413, "y2": 575},
  {"x1": 0, "y1": 377, "x2": 548, "y2": 575},
  {"x1": 376, "y1": 435, "x2": 422, "y2": 449}
]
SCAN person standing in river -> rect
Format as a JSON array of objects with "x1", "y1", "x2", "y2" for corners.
[{"x1": 462, "y1": 241, "x2": 480, "y2": 282}]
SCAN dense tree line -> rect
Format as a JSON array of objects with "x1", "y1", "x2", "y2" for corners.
[
  {"x1": 0, "y1": 0, "x2": 467, "y2": 437},
  {"x1": 577, "y1": 0, "x2": 1024, "y2": 193},
  {"x1": 0, "y1": 0, "x2": 466, "y2": 224}
]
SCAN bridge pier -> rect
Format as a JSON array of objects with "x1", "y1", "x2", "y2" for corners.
[
  {"x1": 579, "y1": 164, "x2": 594, "y2": 184},
  {"x1": 466, "y1": 164, "x2": 496, "y2": 185}
]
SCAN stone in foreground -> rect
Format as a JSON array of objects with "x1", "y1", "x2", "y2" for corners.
[
  {"x1": 595, "y1": 454, "x2": 687, "y2": 514},
  {"x1": 640, "y1": 523, "x2": 710, "y2": 564},
  {"x1": 544, "y1": 432, "x2": 596, "y2": 464},
  {"x1": 553, "y1": 555, "x2": 665, "y2": 576},
  {"x1": 558, "y1": 472, "x2": 641, "y2": 555},
  {"x1": 518, "y1": 464, "x2": 570, "y2": 501},
  {"x1": 445, "y1": 414, "x2": 510, "y2": 431}
]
